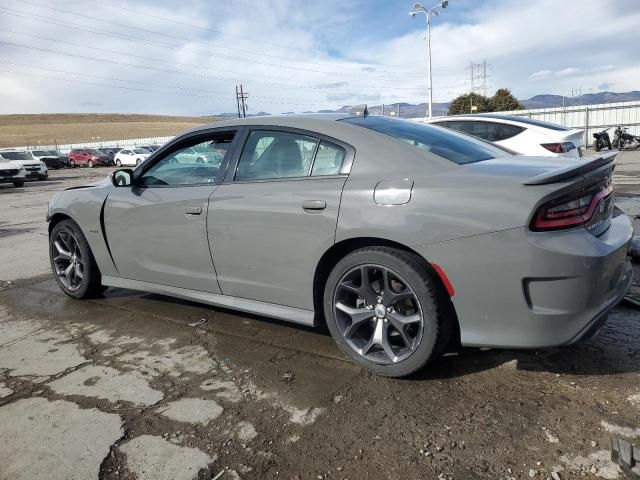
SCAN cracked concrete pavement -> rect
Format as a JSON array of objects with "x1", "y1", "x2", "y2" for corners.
[{"x1": 0, "y1": 154, "x2": 639, "y2": 479}]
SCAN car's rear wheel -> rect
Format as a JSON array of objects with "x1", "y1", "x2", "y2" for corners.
[
  {"x1": 136, "y1": 159, "x2": 141, "y2": 166},
  {"x1": 87, "y1": 160, "x2": 93, "y2": 168},
  {"x1": 115, "y1": 159, "x2": 122, "y2": 167},
  {"x1": 49, "y1": 219, "x2": 102, "y2": 299},
  {"x1": 323, "y1": 247, "x2": 450, "y2": 377}
]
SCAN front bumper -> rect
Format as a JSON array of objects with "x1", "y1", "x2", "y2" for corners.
[{"x1": 413, "y1": 211, "x2": 634, "y2": 348}]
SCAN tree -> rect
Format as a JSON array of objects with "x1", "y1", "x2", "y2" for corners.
[
  {"x1": 448, "y1": 93, "x2": 492, "y2": 115},
  {"x1": 489, "y1": 88, "x2": 524, "y2": 112}
]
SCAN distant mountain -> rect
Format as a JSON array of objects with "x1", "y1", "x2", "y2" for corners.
[
  {"x1": 210, "y1": 91, "x2": 640, "y2": 118},
  {"x1": 521, "y1": 91, "x2": 640, "y2": 109}
]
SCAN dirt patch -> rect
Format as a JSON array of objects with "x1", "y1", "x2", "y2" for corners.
[{"x1": 0, "y1": 113, "x2": 220, "y2": 148}]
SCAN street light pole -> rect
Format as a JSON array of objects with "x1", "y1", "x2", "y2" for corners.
[{"x1": 409, "y1": 1, "x2": 449, "y2": 119}]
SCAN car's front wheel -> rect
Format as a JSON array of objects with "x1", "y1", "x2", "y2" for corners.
[
  {"x1": 70, "y1": 160, "x2": 76, "y2": 168},
  {"x1": 115, "y1": 159, "x2": 122, "y2": 167},
  {"x1": 323, "y1": 247, "x2": 451, "y2": 377},
  {"x1": 13, "y1": 179, "x2": 24, "y2": 188},
  {"x1": 49, "y1": 219, "x2": 103, "y2": 299}
]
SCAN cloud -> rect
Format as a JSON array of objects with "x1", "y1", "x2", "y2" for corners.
[
  {"x1": 315, "y1": 81, "x2": 350, "y2": 89},
  {"x1": 0, "y1": 0, "x2": 638, "y2": 115},
  {"x1": 530, "y1": 67, "x2": 580, "y2": 79}
]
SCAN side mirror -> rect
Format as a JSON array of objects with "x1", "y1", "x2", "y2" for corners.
[{"x1": 111, "y1": 169, "x2": 134, "y2": 187}]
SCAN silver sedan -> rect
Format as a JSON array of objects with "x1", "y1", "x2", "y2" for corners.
[{"x1": 47, "y1": 114, "x2": 633, "y2": 377}]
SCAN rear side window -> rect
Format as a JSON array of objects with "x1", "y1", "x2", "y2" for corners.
[
  {"x1": 235, "y1": 131, "x2": 318, "y2": 181},
  {"x1": 342, "y1": 116, "x2": 506, "y2": 164},
  {"x1": 438, "y1": 121, "x2": 524, "y2": 142},
  {"x1": 311, "y1": 141, "x2": 345, "y2": 176}
]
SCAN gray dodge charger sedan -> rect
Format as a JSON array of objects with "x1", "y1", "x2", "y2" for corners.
[{"x1": 47, "y1": 114, "x2": 633, "y2": 377}]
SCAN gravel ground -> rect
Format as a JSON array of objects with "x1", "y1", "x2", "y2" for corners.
[{"x1": 0, "y1": 153, "x2": 639, "y2": 480}]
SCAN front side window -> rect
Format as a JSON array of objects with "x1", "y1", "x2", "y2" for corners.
[
  {"x1": 140, "y1": 132, "x2": 234, "y2": 187},
  {"x1": 342, "y1": 116, "x2": 507, "y2": 165},
  {"x1": 235, "y1": 130, "x2": 318, "y2": 181}
]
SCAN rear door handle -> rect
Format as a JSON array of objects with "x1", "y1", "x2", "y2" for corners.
[
  {"x1": 302, "y1": 200, "x2": 326, "y2": 211},
  {"x1": 185, "y1": 206, "x2": 202, "y2": 215}
]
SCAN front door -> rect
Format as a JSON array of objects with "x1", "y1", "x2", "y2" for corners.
[
  {"x1": 104, "y1": 131, "x2": 237, "y2": 293},
  {"x1": 209, "y1": 128, "x2": 353, "y2": 310}
]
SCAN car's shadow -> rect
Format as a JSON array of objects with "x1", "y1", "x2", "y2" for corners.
[
  {"x1": 413, "y1": 305, "x2": 640, "y2": 379},
  {"x1": 101, "y1": 288, "x2": 640, "y2": 379}
]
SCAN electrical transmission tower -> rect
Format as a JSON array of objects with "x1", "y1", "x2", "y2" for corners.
[
  {"x1": 468, "y1": 60, "x2": 490, "y2": 97},
  {"x1": 235, "y1": 84, "x2": 249, "y2": 118}
]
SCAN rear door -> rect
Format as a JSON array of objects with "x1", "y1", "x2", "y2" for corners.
[
  {"x1": 103, "y1": 129, "x2": 239, "y2": 292},
  {"x1": 208, "y1": 127, "x2": 354, "y2": 310}
]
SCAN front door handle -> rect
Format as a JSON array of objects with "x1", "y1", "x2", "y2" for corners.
[
  {"x1": 185, "y1": 206, "x2": 202, "y2": 215},
  {"x1": 302, "y1": 200, "x2": 326, "y2": 211}
]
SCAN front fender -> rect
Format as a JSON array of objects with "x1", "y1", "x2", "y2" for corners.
[{"x1": 48, "y1": 184, "x2": 118, "y2": 277}]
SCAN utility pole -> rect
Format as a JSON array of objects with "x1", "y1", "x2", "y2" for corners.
[
  {"x1": 235, "y1": 84, "x2": 249, "y2": 118},
  {"x1": 235, "y1": 85, "x2": 241, "y2": 118}
]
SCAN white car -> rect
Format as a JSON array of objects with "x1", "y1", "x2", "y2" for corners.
[
  {"x1": 0, "y1": 150, "x2": 48, "y2": 180},
  {"x1": 114, "y1": 148, "x2": 151, "y2": 167},
  {"x1": 427, "y1": 114, "x2": 585, "y2": 158},
  {"x1": 0, "y1": 158, "x2": 26, "y2": 187}
]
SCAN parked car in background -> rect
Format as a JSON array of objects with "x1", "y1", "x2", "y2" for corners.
[
  {"x1": 114, "y1": 148, "x2": 151, "y2": 167},
  {"x1": 47, "y1": 114, "x2": 631, "y2": 377},
  {"x1": 0, "y1": 150, "x2": 48, "y2": 180},
  {"x1": 0, "y1": 157, "x2": 26, "y2": 187},
  {"x1": 98, "y1": 147, "x2": 120, "y2": 160},
  {"x1": 48, "y1": 150, "x2": 70, "y2": 167},
  {"x1": 30, "y1": 150, "x2": 64, "y2": 169},
  {"x1": 427, "y1": 114, "x2": 585, "y2": 158},
  {"x1": 68, "y1": 148, "x2": 112, "y2": 168},
  {"x1": 138, "y1": 144, "x2": 161, "y2": 152}
]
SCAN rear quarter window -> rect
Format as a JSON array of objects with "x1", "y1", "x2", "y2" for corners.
[{"x1": 342, "y1": 116, "x2": 507, "y2": 165}]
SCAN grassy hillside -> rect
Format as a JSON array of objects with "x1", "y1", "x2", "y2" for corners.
[{"x1": 0, "y1": 113, "x2": 219, "y2": 148}]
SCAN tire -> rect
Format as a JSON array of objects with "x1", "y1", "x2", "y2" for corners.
[
  {"x1": 136, "y1": 159, "x2": 141, "y2": 166},
  {"x1": 13, "y1": 179, "x2": 24, "y2": 188},
  {"x1": 196, "y1": 157, "x2": 204, "y2": 164},
  {"x1": 115, "y1": 159, "x2": 122, "y2": 167},
  {"x1": 39, "y1": 174, "x2": 48, "y2": 181},
  {"x1": 49, "y1": 219, "x2": 103, "y2": 299},
  {"x1": 323, "y1": 247, "x2": 451, "y2": 377},
  {"x1": 594, "y1": 141, "x2": 601, "y2": 152},
  {"x1": 87, "y1": 160, "x2": 93, "y2": 168},
  {"x1": 70, "y1": 160, "x2": 76, "y2": 168}
]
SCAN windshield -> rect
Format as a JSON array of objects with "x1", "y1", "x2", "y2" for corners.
[
  {"x1": 32, "y1": 150, "x2": 49, "y2": 156},
  {"x1": 86, "y1": 149, "x2": 103, "y2": 155},
  {"x1": 341, "y1": 116, "x2": 507, "y2": 164},
  {"x1": 133, "y1": 148, "x2": 149, "y2": 154},
  {"x1": 1, "y1": 151, "x2": 34, "y2": 160}
]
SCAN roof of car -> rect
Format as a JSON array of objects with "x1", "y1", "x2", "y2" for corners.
[
  {"x1": 427, "y1": 114, "x2": 570, "y2": 131},
  {"x1": 184, "y1": 113, "x2": 355, "y2": 134}
]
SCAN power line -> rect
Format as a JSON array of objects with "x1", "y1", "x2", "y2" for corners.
[
  {"x1": 9, "y1": 0, "x2": 426, "y2": 78},
  {"x1": 0, "y1": 69, "x2": 335, "y2": 108},
  {"x1": 0, "y1": 28, "x2": 429, "y2": 93},
  {"x1": 0, "y1": 40, "x2": 435, "y2": 100}
]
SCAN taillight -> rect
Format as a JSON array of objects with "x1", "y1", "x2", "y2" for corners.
[
  {"x1": 532, "y1": 185, "x2": 613, "y2": 231},
  {"x1": 541, "y1": 142, "x2": 576, "y2": 154}
]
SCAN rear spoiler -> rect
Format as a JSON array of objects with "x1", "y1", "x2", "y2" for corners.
[{"x1": 523, "y1": 151, "x2": 617, "y2": 185}]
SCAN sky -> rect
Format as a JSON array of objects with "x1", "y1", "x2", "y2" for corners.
[{"x1": 0, "y1": 0, "x2": 639, "y2": 116}]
